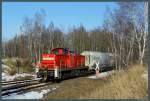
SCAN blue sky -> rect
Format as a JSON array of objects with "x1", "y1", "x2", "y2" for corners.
[{"x1": 2, "y1": 2, "x2": 117, "y2": 41}]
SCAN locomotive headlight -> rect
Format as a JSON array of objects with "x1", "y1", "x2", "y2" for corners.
[
  {"x1": 54, "y1": 68, "x2": 59, "y2": 78},
  {"x1": 35, "y1": 68, "x2": 39, "y2": 73}
]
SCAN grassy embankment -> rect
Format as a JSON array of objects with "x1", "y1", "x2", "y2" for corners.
[
  {"x1": 2, "y1": 57, "x2": 35, "y2": 80},
  {"x1": 45, "y1": 65, "x2": 148, "y2": 99}
]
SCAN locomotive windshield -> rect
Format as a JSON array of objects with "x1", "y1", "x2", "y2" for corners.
[
  {"x1": 53, "y1": 49, "x2": 59, "y2": 55},
  {"x1": 70, "y1": 50, "x2": 75, "y2": 55},
  {"x1": 51, "y1": 48, "x2": 59, "y2": 55}
]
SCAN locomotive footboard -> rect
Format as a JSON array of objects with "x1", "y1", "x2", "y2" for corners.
[{"x1": 38, "y1": 66, "x2": 89, "y2": 82}]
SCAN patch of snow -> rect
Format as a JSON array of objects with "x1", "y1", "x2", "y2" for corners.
[
  {"x1": 2, "y1": 64, "x2": 36, "y2": 81},
  {"x1": 2, "y1": 73, "x2": 36, "y2": 81},
  {"x1": 2, "y1": 87, "x2": 57, "y2": 99},
  {"x1": 2, "y1": 64, "x2": 11, "y2": 73},
  {"x1": 87, "y1": 70, "x2": 116, "y2": 79},
  {"x1": 2, "y1": 59, "x2": 8, "y2": 63},
  {"x1": 2, "y1": 64, "x2": 12, "y2": 81},
  {"x1": 2, "y1": 58, "x2": 18, "y2": 62},
  {"x1": 2, "y1": 64, "x2": 10, "y2": 69},
  {"x1": 2, "y1": 72, "x2": 9, "y2": 81}
]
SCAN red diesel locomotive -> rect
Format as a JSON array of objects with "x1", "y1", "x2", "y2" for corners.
[{"x1": 37, "y1": 48, "x2": 89, "y2": 82}]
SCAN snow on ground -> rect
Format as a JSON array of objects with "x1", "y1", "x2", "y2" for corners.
[
  {"x1": 87, "y1": 70, "x2": 116, "y2": 79},
  {"x1": 2, "y1": 59, "x2": 8, "y2": 63},
  {"x1": 2, "y1": 64, "x2": 36, "y2": 81},
  {"x1": 2, "y1": 72, "x2": 36, "y2": 81},
  {"x1": 2, "y1": 58, "x2": 18, "y2": 63},
  {"x1": 2, "y1": 64, "x2": 11, "y2": 73},
  {"x1": 2, "y1": 87, "x2": 58, "y2": 99},
  {"x1": 2, "y1": 64, "x2": 10, "y2": 69}
]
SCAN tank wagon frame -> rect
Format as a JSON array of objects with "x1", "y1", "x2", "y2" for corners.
[{"x1": 81, "y1": 51, "x2": 115, "y2": 71}]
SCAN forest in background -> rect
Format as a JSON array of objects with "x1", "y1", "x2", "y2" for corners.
[{"x1": 2, "y1": 2, "x2": 148, "y2": 69}]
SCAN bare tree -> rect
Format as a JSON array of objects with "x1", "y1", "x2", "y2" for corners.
[{"x1": 103, "y1": 2, "x2": 147, "y2": 68}]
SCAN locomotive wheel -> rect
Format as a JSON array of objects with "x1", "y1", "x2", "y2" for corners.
[{"x1": 55, "y1": 79, "x2": 61, "y2": 83}]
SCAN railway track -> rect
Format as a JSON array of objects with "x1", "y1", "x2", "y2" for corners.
[
  {"x1": 2, "y1": 78, "x2": 41, "y2": 86},
  {"x1": 2, "y1": 79, "x2": 53, "y2": 96},
  {"x1": 2, "y1": 67, "x2": 114, "y2": 97}
]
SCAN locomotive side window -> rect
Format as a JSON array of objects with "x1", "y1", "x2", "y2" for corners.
[
  {"x1": 51, "y1": 48, "x2": 75, "y2": 55},
  {"x1": 63, "y1": 48, "x2": 68, "y2": 55},
  {"x1": 53, "y1": 49, "x2": 59, "y2": 55},
  {"x1": 70, "y1": 51, "x2": 75, "y2": 55}
]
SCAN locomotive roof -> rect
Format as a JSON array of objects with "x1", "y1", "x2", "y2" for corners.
[
  {"x1": 51, "y1": 48, "x2": 68, "y2": 51},
  {"x1": 51, "y1": 48, "x2": 75, "y2": 53}
]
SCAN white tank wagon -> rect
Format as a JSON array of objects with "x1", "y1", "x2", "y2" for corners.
[{"x1": 81, "y1": 51, "x2": 115, "y2": 71}]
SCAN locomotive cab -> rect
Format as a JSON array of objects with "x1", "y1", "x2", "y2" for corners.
[
  {"x1": 51, "y1": 48, "x2": 75, "y2": 55},
  {"x1": 37, "y1": 48, "x2": 87, "y2": 82}
]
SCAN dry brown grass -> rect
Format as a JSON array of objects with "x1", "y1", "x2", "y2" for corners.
[
  {"x1": 82, "y1": 64, "x2": 148, "y2": 99},
  {"x1": 45, "y1": 64, "x2": 148, "y2": 99},
  {"x1": 3, "y1": 58, "x2": 34, "y2": 75},
  {"x1": 44, "y1": 77, "x2": 108, "y2": 99}
]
